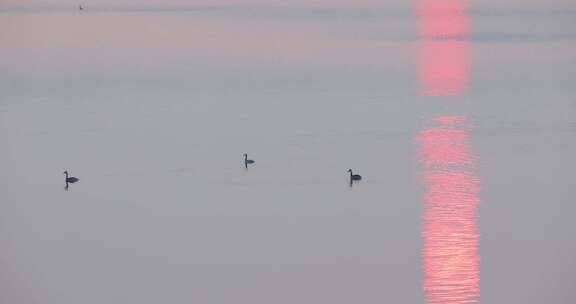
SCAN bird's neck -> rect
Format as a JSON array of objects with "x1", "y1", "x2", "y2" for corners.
[{"x1": 65, "y1": 172, "x2": 69, "y2": 178}]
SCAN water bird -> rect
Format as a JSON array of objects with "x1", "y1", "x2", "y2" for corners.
[
  {"x1": 244, "y1": 153, "x2": 255, "y2": 168},
  {"x1": 64, "y1": 171, "x2": 79, "y2": 184},
  {"x1": 79, "y1": 5, "x2": 83, "y2": 10},
  {"x1": 348, "y1": 169, "x2": 362, "y2": 181}
]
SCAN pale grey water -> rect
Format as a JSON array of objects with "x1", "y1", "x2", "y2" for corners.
[{"x1": 1, "y1": 2, "x2": 575, "y2": 303}]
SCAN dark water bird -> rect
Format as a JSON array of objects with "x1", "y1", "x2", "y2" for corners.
[
  {"x1": 79, "y1": 5, "x2": 84, "y2": 10},
  {"x1": 348, "y1": 169, "x2": 362, "y2": 181},
  {"x1": 244, "y1": 153, "x2": 255, "y2": 168},
  {"x1": 64, "y1": 171, "x2": 79, "y2": 184}
]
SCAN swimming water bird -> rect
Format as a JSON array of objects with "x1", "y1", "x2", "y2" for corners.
[
  {"x1": 244, "y1": 153, "x2": 255, "y2": 168},
  {"x1": 63, "y1": 171, "x2": 79, "y2": 184},
  {"x1": 348, "y1": 169, "x2": 362, "y2": 181},
  {"x1": 79, "y1": 5, "x2": 84, "y2": 10}
]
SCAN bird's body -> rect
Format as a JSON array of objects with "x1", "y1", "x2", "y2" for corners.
[
  {"x1": 348, "y1": 169, "x2": 362, "y2": 181},
  {"x1": 244, "y1": 153, "x2": 255, "y2": 168},
  {"x1": 64, "y1": 171, "x2": 79, "y2": 184}
]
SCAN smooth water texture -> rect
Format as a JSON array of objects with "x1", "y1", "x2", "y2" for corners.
[{"x1": 1, "y1": 1, "x2": 575, "y2": 303}]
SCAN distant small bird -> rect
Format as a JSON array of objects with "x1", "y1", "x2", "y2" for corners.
[
  {"x1": 79, "y1": 5, "x2": 84, "y2": 11},
  {"x1": 348, "y1": 169, "x2": 362, "y2": 181},
  {"x1": 244, "y1": 153, "x2": 255, "y2": 168},
  {"x1": 64, "y1": 170, "x2": 79, "y2": 184}
]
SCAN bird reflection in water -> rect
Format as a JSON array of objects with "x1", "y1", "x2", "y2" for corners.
[
  {"x1": 348, "y1": 169, "x2": 362, "y2": 187},
  {"x1": 63, "y1": 170, "x2": 79, "y2": 191},
  {"x1": 244, "y1": 153, "x2": 255, "y2": 169}
]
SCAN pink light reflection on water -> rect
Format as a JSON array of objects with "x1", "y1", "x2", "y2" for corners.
[
  {"x1": 419, "y1": 39, "x2": 469, "y2": 96},
  {"x1": 417, "y1": 1, "x2": 481, "y2": 304},
  {"x1": 417, "y1": 117, "x2": 480, "y2": 304},
  {"x1": 417, "y1": 0, "x2": 470, "y2": 96}
]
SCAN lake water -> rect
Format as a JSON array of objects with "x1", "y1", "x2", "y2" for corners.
[{"x1": 1, "y1": 1, "x2": 575, "y2": 303}]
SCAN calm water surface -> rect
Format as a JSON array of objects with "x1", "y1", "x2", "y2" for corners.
[{"x1": 1, "y1": 1, "x2": 575, "y2": 303}]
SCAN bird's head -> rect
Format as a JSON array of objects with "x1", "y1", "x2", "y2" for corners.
[
  {"x1": 347, "y1": 169, "x2": 352, "y2": 173},
  {"x1": 63, "y1": 170, "x2": 68, "y2": 174}
]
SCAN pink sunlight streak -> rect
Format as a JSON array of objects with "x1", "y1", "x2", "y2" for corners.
[
  {"x1": 417, "y1": 116, "x2": 480, "y2": 304},
  {"x1": 417, "y1": 1, "x2": 480, "y2": 304},
  {"x1": 417, "y1": 0, "x2": 470, "y2": 96}
]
